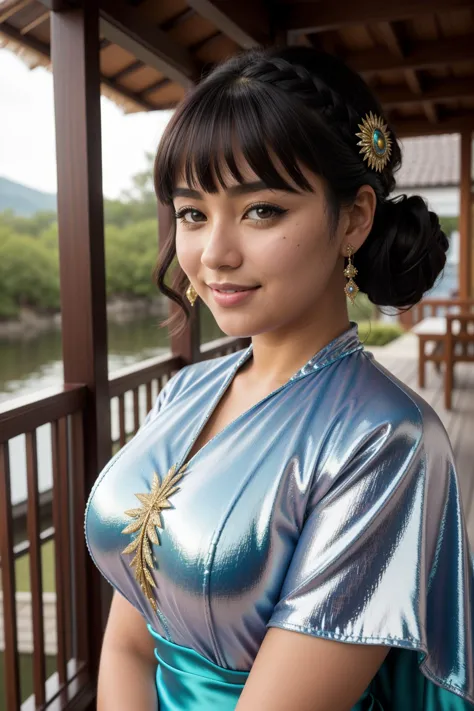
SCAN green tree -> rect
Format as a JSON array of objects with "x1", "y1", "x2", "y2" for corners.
[
  {"x1": 104, "y1": 152, "x2": 158, "y2": 227},
  {"x1": 0, "y1": 209, "x2": 57, "y2": 236},
  {"x1": 0, "y1": 236, "x2": 60, "y2": 317},
  {"x1": 105, "y1": 219, "x2": 158, "y2": 298}
]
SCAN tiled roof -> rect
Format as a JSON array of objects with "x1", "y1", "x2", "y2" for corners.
[{"x1": 396, "y1": 134, "x2": 473, "y2": 189}]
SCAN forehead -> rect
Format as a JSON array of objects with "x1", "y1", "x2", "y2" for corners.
[
  {"x1": 174, "y1": 149, "x2": 320, "y2": 194},
  {"x1": 175, "y1": 150, "x2": 258, "y2": 189}
]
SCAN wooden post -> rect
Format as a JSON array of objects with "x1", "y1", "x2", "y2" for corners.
[
  {"x1": 157, "y1": 202, "x2": 201, "y2": 364},
  {"x1": 459, "y1": 129, "x2": 472, "y2": 300},
  {"x1": 51, "y1": 0, "x2": 111, "y2": 676}
]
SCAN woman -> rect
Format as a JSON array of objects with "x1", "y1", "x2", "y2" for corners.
[{"x1": 85, "y1": 46, "x2": 474, "y2": 710}]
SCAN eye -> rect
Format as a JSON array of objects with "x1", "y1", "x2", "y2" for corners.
[
  {"x1": 245, "y1": 203, "x2": 287, "y2": 222},
  {"x1": 175, "y1": 207, "x2": 206, "y2": 224}
]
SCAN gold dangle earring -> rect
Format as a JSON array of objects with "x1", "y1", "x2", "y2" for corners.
[
  {"x1": 186, "y1": 283, "x2": 198, "y2": 307},
  {"x1": 344, "y1": 245, "x2": 359, "y2": 304}
]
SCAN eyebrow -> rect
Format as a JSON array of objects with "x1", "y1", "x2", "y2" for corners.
[{"x1": 172, "y1": 180, "x2": 270, "y2": 199}]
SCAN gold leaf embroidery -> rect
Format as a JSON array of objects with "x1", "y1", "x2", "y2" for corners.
[{"x1": 121, "y1": 465, "x2": 186, "y2": 611}]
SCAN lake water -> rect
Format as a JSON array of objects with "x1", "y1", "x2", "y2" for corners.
[
  {"x1": 1, "y1": 261, "x2": 458, "y2": 505},
  {"x1": 1, "y1": 309, "x2": 223, "y2": 504}
]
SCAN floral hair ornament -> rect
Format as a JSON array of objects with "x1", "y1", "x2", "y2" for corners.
[{"x1": 356, "y1": 112, "x2": 392, "y2": 173}]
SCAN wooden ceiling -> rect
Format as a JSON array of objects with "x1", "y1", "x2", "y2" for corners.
[{"x1": 1, "y1": 0, "x2": 474, "y2": 136}]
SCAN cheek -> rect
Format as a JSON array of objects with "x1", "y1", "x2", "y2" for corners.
[
  {"x1": 259, "y1": 220, "x2": 331, "y2": 280},
  {"x1": 176, "y1": 232, "x2": 200, "y2": 276}
]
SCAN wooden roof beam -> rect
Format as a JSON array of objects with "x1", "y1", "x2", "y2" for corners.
[
  {"x1": 285, "y1": 0, "x2": 474, "y2": 33},
  {"x1": 20, "y1": 10, "x2": 50, "y2": 35},
  {"x1": 186, "y1": 0, "x2": 269, "y2": 48},
  {"x1": 423, "y1": 102, "x2": 439, "y2": 123},
  {"x1": 0, "y1": 21, "x2": 156, "y2": 111},
  {"x1": 0, "y1": 0, "x2": 32, "y2": 23},
  {"x1": 395, "y1": 113, "x2": 474, "y2": 137},
  {"x1": 349, "y1": 34, "x2": 474, "y2": 75},
  {"x1": 37, "y1": 0, "x2": 69, "y2": 9},
  {"x1": 99, "y1": 0, "x2": 200, "y2": 88},
  {"x1": 376, "y1": 22, "x2": 437, "y2": 123},
  {"x1": 378, "y1": 77, "x2": 474, "y2": 108}
]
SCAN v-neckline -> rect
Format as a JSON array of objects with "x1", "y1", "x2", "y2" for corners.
[{"x1": 176, "y1": 323, "x2": 363, "y2": 473}]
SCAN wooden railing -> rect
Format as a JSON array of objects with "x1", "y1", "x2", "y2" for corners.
[
  {"x1": 0, "y1": 336, "x2": 248, "y2": 710},
  {"x1": 0, "y1": 385, "x2": 89, "y2": 711},
  {"x1": 399, "y1": 298, "x2": 474, "y2": 328}
]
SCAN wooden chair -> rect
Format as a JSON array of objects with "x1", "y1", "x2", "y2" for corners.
[
  {"x1": 444, "y1": 314, "x2": 474, "y2": 410},
  {"x1": 412, "y1": 299, "x2": 474, "y2": 410}
]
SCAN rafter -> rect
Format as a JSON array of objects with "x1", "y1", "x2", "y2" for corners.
[
  {"x1": 110, "y1": 59, "x2": 144, "y2": 82},
  {"x1": 141, "y1": 77, "x2": 171, "y2": 96},
  {"x1": 20, "y1": 10, "x2": 50, "y2": 35},
  {"x1": 286, "y1": 0, "x2": 473, "y2": 33},
  {"x1": 0, "y1": 22, "x2": 156, "y2": 111},
  {"x1": 160, "y1": 8, "x2": 196, "y2": 33},
  {"x1": 186, "y1": 0, "x2": 269, "y2": 48},
  {"x1": 375, "y1": 22, "x2": 438, "y2": 124},
  {"x1": 348, "y1": 34, "x2": 474, "y2": 75},
  {"x1": 36, "y1": 0, "x2": 69, "y2": 9},
  {"x1": 99, "y1": 0, "x2": 200, "y2": 88},
  {"x1": 0, "y1": 0, "x2": 32, "y2": 24},
  {"x1": 395, "y1": 112, "x2": 474, "y2": 137},
  {"x1": 378, "y1": 77, "x2": 474, "y2": 108},
  {"x1": 423, "y1": 103, "x2": 439, "y2": 123}
]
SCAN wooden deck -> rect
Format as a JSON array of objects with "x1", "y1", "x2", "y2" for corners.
[{"x1": 370, "y1": 333, "x2": 474, "y2": 546}]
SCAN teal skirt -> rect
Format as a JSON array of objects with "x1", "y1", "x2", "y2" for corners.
[{"x1": 148, "y1": 626, "x2": 471, "y2": 711}]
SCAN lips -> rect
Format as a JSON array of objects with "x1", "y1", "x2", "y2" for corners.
[{"x1": 207, "y1": 283, "x2": 260, "y2": 293}]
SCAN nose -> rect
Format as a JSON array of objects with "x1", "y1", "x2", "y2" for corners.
[{"x1": 200, "y1": 219, "x2": 242, "y2": 270}]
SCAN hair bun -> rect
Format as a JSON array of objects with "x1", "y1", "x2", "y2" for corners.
[{"x1": 356, "y1": 195, "x2": 449, "y2": 307}]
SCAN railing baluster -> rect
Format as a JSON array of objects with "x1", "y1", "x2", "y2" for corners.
[
  {"x1": 58, "y1": 417, "x2": 73, "y2": 665},
  {"x1": 133, "y1": 388, "x2": 140, "y2": 434},
  {"x1": 118, "y1": 395, "x2": 126, "y2": 448},
  {"x1": 70, "y1": 410, "x2": 89, "y2": 664},
  {"x1": 26, "y1": 430, "x2": 46, "y2": 707},
  {"x1": 51, "y1": 420, "x2": 67, "y2": 685},
  {"x1": 0, "y1": 441, "x2": 21, "y2": 710},
  {"x1": 146, "y1": 381, "x2": 152, "y2": 414}
]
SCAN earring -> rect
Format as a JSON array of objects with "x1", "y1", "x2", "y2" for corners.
[
  {"x1": 186, "y1": 283, "x2": 198, "y2": 307},
  {"x1": 344, "y1": 245, "x2": 359, "y2": 304}
]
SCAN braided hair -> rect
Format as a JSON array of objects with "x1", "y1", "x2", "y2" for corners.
[{"x1": 155, "y1": 46, "x2": 448, "y2": 318}]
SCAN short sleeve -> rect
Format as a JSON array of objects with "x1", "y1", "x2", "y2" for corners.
[{"x1": 267, "y1": 405, "x2": 474, "y2": 701}]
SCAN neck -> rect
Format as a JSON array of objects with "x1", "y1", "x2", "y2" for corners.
[{"x1": 246, "y1": 298, "x2": 351, "y2": 386}]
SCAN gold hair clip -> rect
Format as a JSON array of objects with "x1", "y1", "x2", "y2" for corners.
[{"x1": 356, "y1": 112, "x2": 392, "y2": 173}]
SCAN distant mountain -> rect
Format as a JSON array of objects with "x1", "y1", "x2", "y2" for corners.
[{"x1": 0, "y1": 176, "x2": 57, "y2": 216}]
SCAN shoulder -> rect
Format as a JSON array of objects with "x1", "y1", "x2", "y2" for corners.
[
  {"x1": 357, "y1": 349, "x2": 447, "y2": 440},
  {"x1": 335, "y1": 347, "x2": 445, "y2": 436},
  {"x1": 316, "y1": 348, "x2": 453, "y2": 490}
]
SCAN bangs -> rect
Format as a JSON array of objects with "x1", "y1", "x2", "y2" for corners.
[{"x1": 155, "y1": 78, "x2": 341, "y2": 204}]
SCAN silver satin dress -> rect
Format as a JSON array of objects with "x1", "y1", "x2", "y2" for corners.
[{"x1": 85, "y1": 324, "x2": 474, "y2": 708}]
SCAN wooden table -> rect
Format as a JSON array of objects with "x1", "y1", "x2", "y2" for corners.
[{"x1": 413, "y1": 314, "x2": 474, "y2": 409}]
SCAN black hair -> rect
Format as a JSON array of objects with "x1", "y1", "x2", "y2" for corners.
[{"x1": 154, "y1": 45, "x2": 448, "y2": 327}]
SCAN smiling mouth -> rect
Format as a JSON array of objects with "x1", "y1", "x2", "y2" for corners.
[
  {"x1": 208, "y1": 284, "x2": 261, "y2": 293},
  {"x1": 212, "y1": 287, "x2": 259, "y2": 293}
]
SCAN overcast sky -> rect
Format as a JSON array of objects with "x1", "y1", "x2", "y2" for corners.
[{"x1": 0, "y1": 49, "x2": 173, "y2": 198}]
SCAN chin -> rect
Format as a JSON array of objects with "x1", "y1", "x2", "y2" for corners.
[
  {"x1": 215, "y1": 322, "x2": 253, "y2": 338},
  {"x1": 212, "y1": 313, "x2": 273, "y2": 339}
]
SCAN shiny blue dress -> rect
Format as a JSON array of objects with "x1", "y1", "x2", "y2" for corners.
[{"x1": 85, "y1": 324, "x2": 474, "y2": 709}]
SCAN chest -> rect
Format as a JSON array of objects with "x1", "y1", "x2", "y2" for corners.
[
  {"x1": 183, "y1": 376, "x2": 274, "y2": 466},
  {"x1": 85, "y1": 373, "x2": 330, "y2": 664}
]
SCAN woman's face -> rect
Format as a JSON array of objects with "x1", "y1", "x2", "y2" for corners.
[{"x1": 173, "y1": 159, "x2": 365, "y2": 338}]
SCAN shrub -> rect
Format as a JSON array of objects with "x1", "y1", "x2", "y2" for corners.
[
  {"x1": 0, "y1": 235, "x2": 60, "y2": 315},
  {"x1": 357, "y1": 321, "x2": 404, "y2": 346},
  {"x1": 348, "y1": 293, "x2": 375, "y2": 322}
]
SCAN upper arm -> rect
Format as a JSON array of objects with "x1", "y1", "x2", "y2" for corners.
[
  {"x1": 236, "y1": 627, "x2": 389, "y2": 711},
  {"x1": 102, "y1": 591, "x2": 155, "y2": 664}
]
